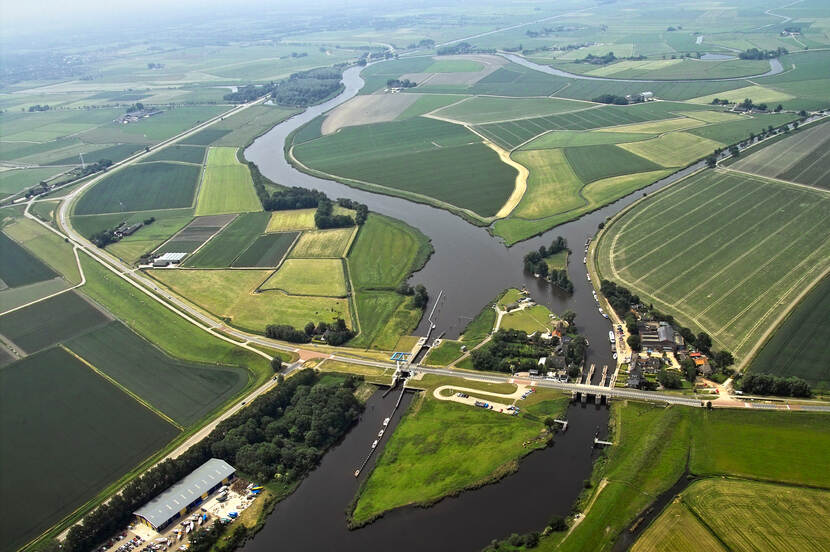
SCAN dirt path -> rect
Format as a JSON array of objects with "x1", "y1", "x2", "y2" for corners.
[{"x1": 488, "y1": 141, "x2": 528, "y2": 218}]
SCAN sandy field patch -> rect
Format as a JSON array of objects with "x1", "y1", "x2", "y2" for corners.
[
  {"x1": 322, "y1": 94, "x2": 421, "y2": 135},
  {"x1": 486, "y1": 142, "x2": 528, "y2": 219}
]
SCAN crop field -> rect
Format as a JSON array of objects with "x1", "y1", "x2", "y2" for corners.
[
  {"x1": 577, "y1": 58, "x2": 771, "y2": 80},
  {"x1": 631, "y1": 501, "x2": 725, "y2": 552},
  {"x1": 432, "y1": 96, "x2": 591, "y2": 124},
  {"x1": 564, "y1": 145, "x2": 662, "y2": 183},
  {"x1": 3, "y1": 217, "x2": 82, "y2": 283},
  {"x1": 688, "y1": 84, "x2": 797, "y2": 106},
  {"x1": 184, "y1": 211, "x2": 269, "y2": 267},
  {"x1": 352, "y1": 394, "x2": 548, "y2": 524},
  {"x1": 66, "y1": 321, "x2": 247, "y2": 425},
  {"x1": 0, "y1": 108, "x2": 121, "y2": 142},
  {"x1": 0, "y1": 347, "x2": 179, "y2": 552},
  {"x1": 154, "y1": 215, "x2": 235, "y2": 255},
  {"x1": 748, "y1": 276, "x2": 830, "y2": 390},
  {"x1": 687, "y1": 112, "x2": 798, "y2": 145},
  {"x1": 293, "y1": 117, "x2": 515, "y2": 217},
  {"x1": 106, "y1": 213, "x2": 194, "y2": 263},
  {"x1": 618, "y1": 132, "x2": 724, "y2": 167},
  {"x1": 148, "y1": 268, "x2": 349, "y2": 331},
  {"x1": 679, "y1": 479, "x2": 830, "y2": 552},
  {"x1": 143, "y1": 144, "x2": 206, "y2": 164},
  {"x1": 74, "y1": 162, "x2": 200, "y2": 215},
  {"x1": 0, "y1": 167, "x2": 64, "y2": 199},
  {"x1": 289, "y1": 227, "x2": 355, "y2": 258},
  {"x1": 0, "y1": 291, "x2": 111, "y2": 353},
  {"x1": 80, "y1": 106, "x2": 227, "y2": 144},
  {"x1": 349, "y1": 291, "x2": 422, "y2": 350},
  {"x1": 180, "y1": 128, "x2": 232, "y2": 146},
  {"x1": 474, "y1": 103, "x2": 714, "y2": 150},
  {"x1": 0, "y1": 230, "x2": 58, "y2": 288},
  {"x1": 732, "y1": 119, "x2": 830, "y2": 188},
  {"x1": 206, "y1": 105, "x2": 299, "y2": 147},
  {"x1": 232, "y1": 232, "x2": 297, "y2": 267},
  {"x1": 322, "y1": 94, "x2": 422, "y2": 135},
  {"x1": 261, "y1": 258, "x2": 347, "y2": 296},
  {"x1": 348, "y1": 214, "x2": 431, "y2": 289},
  {"x1": 266, "y1": 208, "x2": 317, "y2": 231},
  {"x1": 521, "y1": 130, "x2": 654, "y2": 150},
  {"x1": 595, "y1": 116, "x2": 707, "y2": 135},
  {"x1": 596, "y1": 170, "x2": 830, "y2": 361},
  {"x1": 195, "y1": 147, "x2": 261, "y2": 216},
  {"x1": 48, "y1": 143, "x2": 143, "y2": 166},
  {"x1": 396, "y1": 95, "x2": 466, "y2": 120}
]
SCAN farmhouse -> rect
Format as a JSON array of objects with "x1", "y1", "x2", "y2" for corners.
[
  {"x1": 133, "y1": 458, "x2": 235, "y2": 531},
  {"x1": 638, "y1": 321, "x2": 680, "y2": 352}
]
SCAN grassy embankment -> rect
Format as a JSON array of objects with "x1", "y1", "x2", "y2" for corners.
[{"x1": 423, "y1": 289, "x2": 498, "y2": 366}]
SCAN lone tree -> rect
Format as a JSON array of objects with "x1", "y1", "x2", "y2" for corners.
[
  {"x1": 271, "y1": 357, "x2": 283, "y2": 372},
  {"x1": 627, "y1": 334, "x2": 641, "y2": 352}
]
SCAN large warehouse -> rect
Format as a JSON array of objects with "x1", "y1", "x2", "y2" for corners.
[{"x1": 134, "y1": 458, "x2": 235, "y2": 531}]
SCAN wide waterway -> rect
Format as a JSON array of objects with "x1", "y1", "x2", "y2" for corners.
[{"x1": 243, "y1": 63, "x2": 701, "y2": 550}]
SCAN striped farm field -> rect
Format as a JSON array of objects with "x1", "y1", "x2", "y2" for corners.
[
  {"x1": 431, "y1": 96, "x2": 591, "y2": 124},
  {"x1": 596, "y1": 170, "x2": 830, "y2": 363},
  {"x1": 289, "y1": 227, "x2": 355, "y2": 258},
  {"x1": 510, "y1": 149, "x2": 583, "y2": 219},
  {"x1": 618, "y1": 132, "x2": 724, "y2": 168},
  {"x1": 731, "y1": 119, "x2": 830, "y2": 189},
  {"x1": 631, "y1": 501, "x2": 726, "y2": 552},
  {"x1": 194, "y1": 147, "x2": 261, "y2": 216}
]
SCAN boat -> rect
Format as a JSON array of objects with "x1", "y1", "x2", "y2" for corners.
[
  {"x1": 371, "y1": 440, "x2": 379, "y2": 449},
  {"x1": 354, "y1": 469, "x2": 360, "y2": 477},
  {"x1": 383, "y1": 417, "x2": 390, "y2": 426},
  {"x1": 378, "y1": 429, "x2": 385, "y2": 437},
  {"x1": 586, "y1": 273, "x2": 591, "y2": 281},
  {"x1": 613, "y1": 353, "x2": 617, "y2": 360},
  {"x1": 583, "y1": 257, "x2": 587, "y2": 264},
  {"x1": 609, "y1": 331, "x2": 616, "y2": 343}
]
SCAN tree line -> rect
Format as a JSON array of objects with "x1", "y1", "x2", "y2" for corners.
[
  {"x1": 266, "y1": 318, "x2": 355, "y2": 346},
  {"x1": 58, "y1": 370, "x2": 363, "y2": 552},
  {"x1": 523, "y1": 236, "x2": 574, "y2": 293},
  {"x1": 224, "y1": 66, "x2": 344, "y2": 107},
  {"x1": 739, "y1": 373, "x2": 811, "y2": 397},
  {"x1": 739, "y1": 47, "x2": 788, "y2": 60},
  {"x1": 251, "y1": 178, "x2": 368, "y2": 229}
]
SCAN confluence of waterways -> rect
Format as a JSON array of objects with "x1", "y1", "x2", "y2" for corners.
[{"x1": 242, "y1": 64, "x2": 701, "y2": 551}]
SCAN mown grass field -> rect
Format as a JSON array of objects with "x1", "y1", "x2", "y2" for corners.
[
  {"x1": 0, "y1": 347, "x2": 179, "y2": 552},
  {"x1": 143, "y1": 144, "x2": 206, "y2": 164},
  {"x1": 521, "y1": 130, "x2": 654, "y2": 150},
  {"x1": 266, "y1": 208, "x2": 317, "y2": 231},
  {"x1": 195, "y1": 147, "x2": 261, "y2": 216},
  {"x1": 0, "y1": 291, "x2": 110, "y2": 353},
  {"x1": 81, "y1": 106, "x2": 227, "y2": 144},
  {"x1": 564, "y1": 145, "x2": 662, "y2": 183},
  {"x1": 66, "y1": 321, "x2": 247, "y2": 425},
  {"x1": 500, "y1": 304, "x2": 554, "y2": 333},
  {"x1": 511, "y1": 149, "x2": 583, "y2": 219},
  {"x1": 352, "y1": 385, "x2": 559, "y2": 524},
  {"x1": 618, "y1": 132, "x2": 723, "y2": 167},
  {"x1": 293, "y1": 117, "x2": 515, "y2": 217},
  {"x1": 348, "y1": 291, "x2": 422, "y2": 350},
  {"x1": 687, "y1": 112, "x2": 798, "y2": 145},
  {"x1": 232, "y1": 232, "x2": 297, "y2": 267},
  {"x1": 184, "y1": 211, "x2": 269, "y2": 267},
  {"x1": 0, "y1": 230, "x2": 58, "y2": 287},
  {"x1": 595, "y1": 170, "x2": 830, "y2": 362},
  {"x1": 262, "y1": 258, "x2": 347, "y2": 296},
  {"x1": 631, "y1": 500, "x2": 726, "y2": 552},
  {"x1": 0, "y1": 167, "x2": 64, "y2": 199},
  {"x1": 432, "y1": 96, "x2": 591, "y2": 124},
  {"x1": 289, "y1": 227, "x2": 355, "y2": 258},
  {"x1": 577, "y1": 57, "x2": 771, "y2": 80},
  {"x1": 748, "y1": 276, "x2": 830, "y2": 390},
  {"x1": 74, "y1": 162, "x2": 200, "y2": 215},
  {"x1": 2, "y1": 218, "x2": 81, "y2": 283},
  {"x1": 148, "y1": 267, "x2": 349, "y2": 331}
]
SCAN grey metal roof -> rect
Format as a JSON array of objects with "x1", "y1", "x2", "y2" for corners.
[
  {"x1": 134, "y1": 458, "x2": 234, "y2": 528},
  {"x1": 156, "y1": 252, "x2": 188, "y2": 262},
  {"x1": 657, "y1": 324, "x2": 674, "y2": 343}
]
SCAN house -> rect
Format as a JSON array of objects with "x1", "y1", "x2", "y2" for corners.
[
  {"x1": 690, "y1": 352, "x2": 712, "y2": 376},
  {"x1": 639, "y1": 321, "x2": 678, "y2": 353},
  {"x1": 641, "y1": 91, "x2": 654, "y2": 100},
  {"x1": 628, "y1": 360, "x2": 643, "y2": 388}
]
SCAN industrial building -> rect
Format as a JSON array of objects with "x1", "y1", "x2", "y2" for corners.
[{"x1": 134, "y1": 458, "x2": 235, "y2": 531}]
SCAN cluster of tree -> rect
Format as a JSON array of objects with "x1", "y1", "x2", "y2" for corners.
[
  {"x1": 315, "y1": 197, "x2": 355, "y2": 229},
  {"x1": 436, "y1": 42, "x2": 495, "y2": 56},
  {"x1": 386, "y1": 78, "x2": 416, "y2": 88},
  {"x1": 525, "y1": 25, "x2": 576, "y2": 38},
  {"x1": 406, "y1": 38, "x2": 435, "y2": 49},
  {"x1": 188, "y1": 520, "x2": 246, "y2": 552},
  {"x1": 303, "y1": 318, "x2": 355, "y2": 346},
  {"x1": 90, "y1": 216, "x2": 154, "y2": 248},
  {"x1": 224, "y1": 83, "x2": 274, "y2": 103},
  {"x1": 397, "y1": 283, "x2": 429, "y2": 309},
  {"x1": 592, "y1": 94, "x2": 629, "y2": 105},
  {"x1": 577, "y1": 51, "x2": 617, "y2": 65},
  {"x1": 251, "y1": 175, "x2": 368, "y2": 229},
  {"x1": 600, "y1": 279, "x2": 640, "y2": 316},
  {"x1": 60, "y1": 371, "x2": 361, "y2": 552},
  {"x1": 336, "y1": 198, "x2": 368, "y2": 224},
  {"x1": 739, "y1": 47, "x2": 788, "y2": 60},
  {"x1": 471, "y1": 329, "x2": 561, "y2": 373},
  {"x1": 290, "y1": 52, "x2": 308, "y2": 58},
  {"x1": 146, "y1": 62, "x2": 164, "y2": 69},
  {"x1": 262, "y1": 186, "x2": 327, "y2": 211},
  {"x1": 126, "y1": 102, "x2": 145, "y2": 113},
  {"x1": 483, "y1": 531, "x2": 541, "y2": 552},
  {"x1": 265, "y1": 324, "x2": 312, "y2": 343},
  {"x1": 710, "y1": 98, "x2": 731, "y2": 105},
  {"x1": 522, "y1": 237, "x2": 573, "y2": 292},
  {"x1": 657, "y1": 368, "x2": 683, "y2": 389},
  {"x1": 740, "y1": 374, "x2": 811, "y2": 397},
  {"x1": 27, "y1": 104, "x2": 50, "y2": 112},
  {"x1": 783, "y1": 26, "x2": 801, "y2": 34},
  {"x1": 271, "y1": 67, "x2": 344, "y2": 107}
]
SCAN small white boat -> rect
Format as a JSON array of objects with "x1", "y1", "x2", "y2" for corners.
[
  {"x1": 354, "y1": 469, "x2": 360, "y2": 477},
  {"x1": 383, "y1": 417, "x2": 390, "y2": 427},
  {"x1": 586, "y1": 273, "x2": 591, "y2": 281},
  {"x1": 613, "y1": 353, "x2": 617, "y2": 360},
  {"x1": 371, "y1": 439, "x2": 378, "y2": 449},
  {"x1": 378, "y1": 429, "x2": 385, "y2": 437},
  {"x1": 583, "y1": 257, "x2": 587, "y2": 264}
]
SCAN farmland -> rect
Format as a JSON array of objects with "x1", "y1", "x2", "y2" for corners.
[
  {"x1": 185, "y1": 212, "x2": 270, "y2": 267},
  {"x1": 617, "y1": 132, "x2": 724, "y2": 167},
  {"x1": 261, "y1": 258, "x2": 348, "y2": 296},
  {"x1": 748, "y1": 276, "x2": 830, "y2": 391},
  {"x1": 147, "y1": 268, "x2": 350, "y2": 331},
  {"x1": 232, "y1": 232, "x2": 297, "y2": 267},
  {"x1": 289, "y1": 227, "x2": 355, "y2": 258},
  {"x1": 636, "y1": 479, "x2": 830, "y2": 552},
  {"x1": 194, "y1": 147, "x2": 262, "y2": 216},
  {"x1": 144, "y1": 144, "x2": 206, "y2": 164},
  {"x1": 0, "y1": 230, "x2": 58, "y2": 288},
  {"x1": 0, "y1": 348, "x2": 179, "y2": 552},
  {"x1": 73, "y1": 162, "x2": 200, "y2": 215},
  {"x1": 0, "y1": 167, "x2": 65, "y2": 199},
  {"x1": 564, "y1": 145, "x2": 662, "y2": 183},
  {"x1": 65, "y1": 321, "x2": 247, "y2": 425},
  {"x1": 595, "y1": 170, "x2": 830, "y2": 362},
  {"x1": 266, "y1": 208, "x2": 317, "y2": 231},
  {"x1": 432, "y1": 96, "x2": 592, "y2": 124},
  {"x1": 2, "y1": 217, "x2": 81, "y2": 283}
]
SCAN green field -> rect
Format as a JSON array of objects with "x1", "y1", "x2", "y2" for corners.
[
  {"x1": 433, "y1": 96, "x2": 591, "y2": 124},
  {"x1": 732, "y1": 119, "x2": 830, "y2": 189},
  {"x1": 48, "y1": 143, "x2": 143, "y2": 166},
  {"x1": 595, "y1": 170, "x2": 830, "y2": 362},
  {"x1": 80, "y1": 106, "x2": 227, "y2": 144},
  {"x1": 184, "y1": 211, "x2": 270, "y2": 267},
  {"x1": 0, "y1": 167, "x2": 64, "y2": 198},
  {"x1": 106, "y1": 212, "x2": 194, "y2": 263},
  {"x1": 687, "y1": 113, "x2": 798, "y2": 145},
  {"x1": 510, "y1": 149, "x2": 583, "y2": 219},
  {"x1": 289, "y1": 227, "x2": 355, "y2": 258},
  {"x1": 199, "y1": 105, "x2": 299, "y2": 147},
  {"x1": 748, "y1": 276, "x2": 830, "y2": 390},
  {"x1": 74, "y1": 162, "x2": 200, "y2": 215},
  {"x1": 352, "y1": 383, "x2": 560, "y2": 524},
  {"x1": 563, "y1": 57, "x2": 771, "y2": 80},
  {"x1": 232, "y1": 232, "x2": 297, "y2": 267},
  {"x1": 195, "y1": 147, "x2": 261, "y2": 216},
  {"x1": 521, "y1": 130, "x2": 654, "y2": 150},
  {"x1": 348, "y1": 291, "x2": 422, "y2": 350},
  {"x1": 618, "y1": 132, "x2": 724, "y2": 168},
  {"x1": 0, "y1": 291, "x2": 110, "y2": 353},
  {"x1": 261, "y1": 258, "x2": 347, "y2": 296},
  {"x1": 66, "y1": 321, "x2": 247, "y2": 425},
  {"x1": 0, "y1": 108, "x2": 121, "y2": 142},
  {"x1": 0, "y1": 347, "x2": 179, "y2": 552},
  {"x1": 293, "y1": 117, "x2": 515, "y2": 218},
  {"x1": 0, "y1": 230, "x2": 58, "y2": 288},
  {"x1": 3, "y1": 218, "x2": 81, "y2": 283},
  {"x1": 423, "y1": 339, "x2": 465, "y2": 365},
  {"x1": 563, "y1": 145, "x2": 663, "y2": 183},
  {"x1": 143, "y1": 144, "x2": 206, "y2": 164},
  {"x1": 631, "y1": 500, "x2": 726, "y2": 552},
  {"x1": 500, "y1": 304, "x2": 555, "y2": 333},
  {"x1": 148, "y1": 268, "x2": 350, "y2": 331},
  {"x1": 266, "y1": 208, "x2": 317, "y2": 231}
]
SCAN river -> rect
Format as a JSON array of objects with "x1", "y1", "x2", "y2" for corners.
[{"x1": 242, "y1": 63, "x2": 701, "y2": 551}]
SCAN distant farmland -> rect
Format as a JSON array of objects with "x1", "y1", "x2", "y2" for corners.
[
  {"x1": 0, "y1": 348, "x2": 179, "y2": 552},
  {"x1": 596, "y1": 170, "x2": 830, "y2": 362}
]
